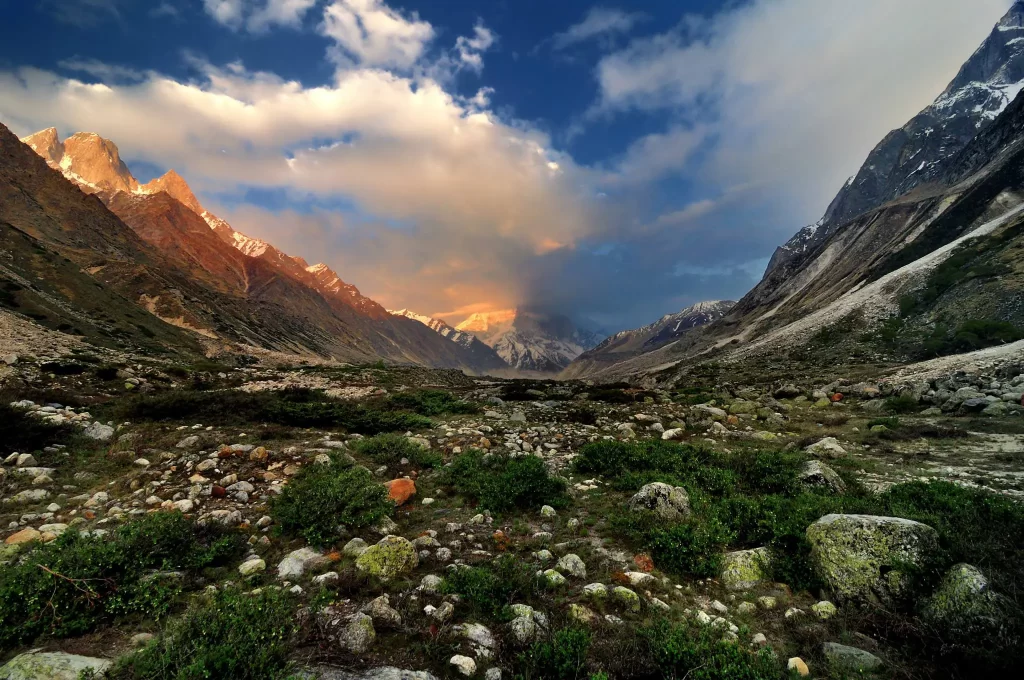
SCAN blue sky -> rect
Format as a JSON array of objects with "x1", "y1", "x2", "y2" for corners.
[{"x1": 0, "y1": 0, "x2": 1014, "y2": 329}]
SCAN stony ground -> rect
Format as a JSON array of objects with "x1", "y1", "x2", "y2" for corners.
[{"x1": 0, "y1": 351, "x2": 1022, "y2": 680}]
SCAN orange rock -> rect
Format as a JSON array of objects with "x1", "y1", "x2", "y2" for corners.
[
  {"x1": 83, "y1": 510, "x2": 96, "y2": 520},
  {"x1": 385, "y1": 478, "x2": 417, "y2": 506},
  {"x1": 727, "y1": 415, "x2": 740, "y2": 425},
  {"x1": 831, "y1": 393, "x2": 844, "y2": 402},
  {"x1": 5, "y1": 527, "x2": 41, "y2": 545},
  {"x1": 633, "y1": 553, "x2": 655, "y2": 573},
  {"x1": 249, "y1": 447, "x2": 268, "y2": 462}
]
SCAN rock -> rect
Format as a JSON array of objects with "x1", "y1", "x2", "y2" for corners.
[
  {"x1": 661, "y1": 428, "x2": 685, "y2": 441},
  {"x1": 364, "y1": 594, "x2": 403, "y2": 628},
  {"x1": 131, "y1": 633, "x2": 155, "y2": 647},
  {"x1": 15, "y1": 453, "x2": 38, "y2": 467},
  {"x1": 981, "y1": 401, "x2": 1009, "y2": 417},
  {"x1": 737, "y1": 602, "x2": 756, "y2": 615},
  {"x1": 612, "y1": 586, "x2": 641, "y2": 612},
  {"x1": 568, "y1": 603, "x2": 598, "y2": 625},
  {"x1": 922, "y1": 563, "x2": 1019, "y2": 651},
  {"x1": 510, "y1": 411, "x2": 527, "y2": 423},
  {"x1": 540, "y1": 505, "x2": 557, "y2": 518},
  {"x1": 9, "y1": 489, "x2": 49, "y2": 504},
  {"x1": 312, "y1": 668, "x2": 439, "y2": 680},
  {"x1": 386, "y1": 478, "x2": 417, "y2": 506},
  {"x1": 720, "y1": 547, "x2": 770, "y2": 591},
  {"x1": 356, "y1": 536, "x2": 419, "y2": 582},
  {"x1": 82, "y1": 422, "x2": 115, "y2": 441},
  {"x1": 176, "y1": 435, "x2": 201, "y2": 449},
  {"x1": 278, "y1": 547, "x2": 329, "y2": 579},
  {"x1": 804, "y1": 437, "x2": 846, "y2": 458},
  {"x1": 821, "y1": 643, "x2": 883, "y2": 674},
  {"x1": 509, "y1": 615, "x2": 537, "y2": 645},
  {"x1": 798, "y1": 461, "x2": 846, "y2": 494},
  {"x1": 0, "y1": 650, "x2": 111, "y2": 679},
  {"x1": 786, "y1": 657, "x2": 810, "y2": 677},
  {"x1": 627, "y1": 482, "x2": 691, "y2": 521},
  {"x1": 343, "y1": 537, "x2": 369, "y2": 557},
  {"x1": 239, "y1": 557, "x2": 266, "y2": 576},
  {"x1": 542, "y1": 569, "x2": 567, "y2": 586},
  {"x1": 340, "y1": 613, "x2": 376, "y2": 653},
  {"x1": 774, "y1": 384, "x2": 802, "y2": 399},
  {"x1": 2, "y1": 354, "x2": 17, "y2": 365},
  {"x1": 458, "y1": 622, "x2": 496, "y2": 658},
  {"x1": 811, "y1": 601, "x2": 838, "y2": 620},
  {"x1": 556, "y1": 553, "x2": 587, "y2": 579},
  {"x1": 4, "y1": 527, "x2": 41, "y2": 545},
  {"x1": 420, "y1": 574, "x2": 442, "y2": 594},
  {"x1": 583, "y1": 583, "x2": 608, "y2": 600},
  {"x1": 449, "y1": 655, "x2": 477, "y2": 677},
  {"x1": 806, "y1": 514, "x2": 939, "y2": 605}
]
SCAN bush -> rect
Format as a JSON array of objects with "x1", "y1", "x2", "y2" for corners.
[
  {"x1": 440, "y1": 555, "x2": 540, "y2": 619},
  {"x1": 0, "y1": 403, "x2": 78, "y2": 455},
  {"x1": 638, "y1": 618, "x2": 779, "y2": 680},
  {"x1": 588, "y1": 388, "x2": 634, "y2": 404},
  {"x1": 441, "y1": 450, "x2": 569, "y2": 513},
  {"x1": 270, "y1": 456, "x2": 392, "y2": 545},
  {"x1": 516, "y1": 628, "x2": 592, "y2": 680},
  {"x1": 106, "y1": 587, "x2": 296, "y2": 680},
  {"x1": 883, "y1": 394, "x2": 921, "y2": 414},
  {"x1": 0, "y1": 512, "x2": 243, "y2": 648},
  {"x1": 353, "y1": 433, "x2": 442, "y2": 468},
  {"x1": 612, "y1": 508, "x2": 733, "y2": 578},
  {"x1": 385, "y1": 389, "x2": 479, "y2": 416}
]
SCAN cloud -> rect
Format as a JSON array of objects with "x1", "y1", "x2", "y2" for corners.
[
  {"x1": 602, "y1": 124, "x2": 709, "y2": 186},
  {"x1": 552, "y1": 7, "x2": 646, "y2": 50},
  {"x1": 38, "y1": 0, "x2": 125, "y2": 26},
  {"x1": 320, "y1": 0, "x2": 435, "y2": 70},
  {"x1": 57, "y1": 58, "x2": 146, "y2": 83},
  {"x1": 595, "y1": 0, "x2": 1015, "y2": 219},
  {"x1": 203, "y1": 0, "x2": 317, "y2": 33},
  {"x1": 0, "y1": 53, "x2": 596, "y2": 320}
]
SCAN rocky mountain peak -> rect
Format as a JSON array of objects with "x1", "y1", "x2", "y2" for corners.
[
  {"x1": 60, "y1": 132, "x2": 138, "y2": 194},
  {"x1": 140, "y1": 170, "x2": 203, "y2": 214},
  {"x1": 20, "y1": 127, "x2": 63, "y2": 167}
]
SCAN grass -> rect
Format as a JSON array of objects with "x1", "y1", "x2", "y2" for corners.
[
  {"x1": 515, "y1": 628, "x2": 592, "y2": 680},
  {"x1": 0, "y1": 512, "x2": 244, "y2": 648},
  {"x1": 269, "y1": 454, "x2": 393, "y2": 546},
  {"x1": 439, "y1": 449, "x2": 570, "y2": 514},
  {"x1": 439, "y1": 555, "x2": 541, "y2": 620},
  {"x1": 113, "y1": 387, "x2": 432, "y2": 434},
  {"x1": 384, "y1": 389, "x2": 480, "y2": 416},
  {"x1": 105, "y1": 588, "x2": 297, "y2": 680},
  {"x1": 353, "y1": 433, "x2": 443, "y2": 468}
]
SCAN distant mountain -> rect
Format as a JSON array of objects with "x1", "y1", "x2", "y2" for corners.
[
  {"x1": 560, "y1": 301, "x2": 734, "y2": 379},
  {"x1": 767, "y1": 1, "x2": 1024, "y2": 277},
  {"x1": 455, "y1": 309, "x2": 603, "y2": 373},
  {"x1": 8, "y1": 125, "x2": 502, "y2": 371},
  {"x1": 388, "y1": 309, "x2": 509, "y2": 371}
]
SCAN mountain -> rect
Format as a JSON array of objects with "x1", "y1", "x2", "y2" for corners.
[
  {"x1": 7, "y1": 125, "x2": 503, "y2": 371},
  {"x1": 388, "y1": 309, "x2": 509, "y2": 371},
  {"x1": 454, "y1": 309, "x2": 603, "y2": 373},
  {"x1": 767, "y1": 1, "x2": 1024, "y2": 277},
  {"x1": 560, "y1": 301, "x2": 734, "y2": 379}
]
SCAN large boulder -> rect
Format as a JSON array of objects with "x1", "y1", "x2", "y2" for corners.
[
  {"x1": 355, "y1": 535, "x2": 419, "y2": 582},
  {"x1": 806, "y1": 514, "x2": 939, "y2": 605},
  {"x1": 798, "y1": 461, "x2": 846, "y2": 494},
  {"x1": 0, "y1": 650, "x2": 111, "y2": 679},
  {"x1": 278, "y1": 547, "x2": 329, "y2": 580},
  {"x1": 720, "y1": 547, "x2": 770, "y2": 591},
  {"x1": 627, "y1": 482, "x2": 691, "y2": 521},
  {"x1": 921, "y1": 563, "x2": 1021, "y2": 653},
  {"x1": 821, "y1": 643, "x2": 883, "y2": 674},
  {"x1": 804, "y1": 437, "x2": 846, "y2": 458}
]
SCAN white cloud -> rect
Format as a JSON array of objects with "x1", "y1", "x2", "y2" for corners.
[
  {"x1": 552, "y1": 7, "x2": 645, "y2": 50},
  {"x1": 603, "y1": 125, "x2": 708, "y2": 186},
  {"x1": 455, "y1": 24, "x2": 496, "y2": 73},
  {"x1": 0, "y1": 58, "x2": 596, "y2": 316},
  {"x1": 320, "y1": 0, "x2": 435, "y2": 70},
  {"x1": 203, "y1": 0, "x2": 316, "y2": 33},
  {"x1": 595, "y1": 0, "x2": 1016, "y2": 219}
]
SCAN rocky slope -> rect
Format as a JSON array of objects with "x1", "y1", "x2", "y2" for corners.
[
  {"x1": 455, "y1": 309, "x2": 603, "y2": 373},
  {"x1": 767, "y1": 1, "x2": 1024, "y2": 276},
  {"x1": 561, "y1": 301, "x2": 735, "y2": 379},
  {"x1": 5, "y1": 125, "x2": 504, "y2": 371}
]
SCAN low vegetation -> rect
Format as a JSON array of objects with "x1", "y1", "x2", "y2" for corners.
[
  {"x1": 439, "y1": 450, "x2": 570, "y2": 514},
  {"x1": 269, "y1": 455, "x2": 393, "y2": 545},
  {"x1": 439, "y1": 555, "x2": 541, "y2": 620},
  {"x1": 353, "y1": 432, "x2": 443, "y2": 468}
]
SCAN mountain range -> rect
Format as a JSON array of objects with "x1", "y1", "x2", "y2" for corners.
[{"x1": 562, "y1": 0, "x2": 1024, "y2": 382}]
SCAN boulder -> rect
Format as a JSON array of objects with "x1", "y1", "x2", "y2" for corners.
[
  {"x1": 921, "y1": 563, "x2": 1020, "y2": 652},
  {"x1": 4, "y1": 527, "x2": 41, "y2": 545},
  {"x1": 356, "y1": 535, "x2": 419, "y2": 582},
  {"x1": 449, "y1": 655, "x2": 476, "y2": 677},
  {"x1": 278, "y1": 547, "x2": 329, "y2": 580},
  {"x1": 804, "y1": 437, "x2": 846, "y2": 458},
  {"x1": 364, "y1": 594, "x2": 403, "y2": 628},
  {"x1": 627, "y1": 482, "x2": 691, "y2": 521},
  {"x1": 798, "y1": 461, "x2": 846, "y2": 494},
  {"x1": 0, "y1": 651, "x2": 111, "y2": 679},
  {"x1": 806, "y1": 514, "x2": 939, "y2": 605},
  {"x1": 774, "y1": 384, "x2": 802, "y2": 399},
  {"x1": 82, "y1": 422, "x2": 115, "y2": 441},
  {"x1": 821, "y1": 643, "x2": 883, "y2": 674},
  {"x1": 385, "y1": 478, "x2": 417, "y2": 506},
  {"x1": 340, "y1": 613, "x2": 376, "y2": 653},
  {"x1": 720, "y1": 547, "x2": 770, "y2": 591},
  {"x1": 556, "y1": 553, "x2": 587, "y2": 579}
]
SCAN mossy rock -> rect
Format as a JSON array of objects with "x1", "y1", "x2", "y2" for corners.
[
  {"x1": 806, "y1": 514, "x2": 939, "y2": 605},
  {"x1": 612, "y1": 586, "x2": 641, "y2": 612},
  {"x1": 720, "y1": 547, "x2": 770, "y2": 591},
  {"x1": 355, "y1": 535, "x2": 418, "y2": 582},
  {"x1": 921, "y1": 563, "x2": 1021, "y2": 653},
  {"x1": 0, "y1": 650, "x2": 110, "y2": 679}
]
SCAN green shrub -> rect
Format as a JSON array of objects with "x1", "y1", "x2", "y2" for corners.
[
  {"x1": 353, "y1": 433, "x2": 442, "y2": 468},
  {"x1": 611, "y1": 506, "x2": 733, "y2": 578},
  {"x1": 270, "y1": 456, "x2": 392, "y2": 545},
  {"x1": 106, "y1": 587, "x2": 297, "y2": 680},
  {"x1": 883, "y1": 394, "x2": 921, "y2": 414},
  {"x1": 441, "y1": 450, "x2": 569, "y2": 513},
  {"x1": 385, "y1": 389, "x2": 479, "y2": 416},
  {"x1": 94, "y1": 365, "x2": 121, "y2": 381},
  {"x1": 0, "y1": 403, "x2": 78, "y2": 455},
  {"x1": 516, "y1": 628, "x2": 592, "y2": 680},
  {"x1": 440, "y1": 555, "x2": 540, "y2": 619},
  {"x1": 588, "y1": 388, "x2": 634, "y2": 404},
  {"x1": 39, "y1": 361, "x2": 87, "y2": 375},
  {"x1": 0, "y1": 512, "x2": 243, "y2": 648},
  {"x1": 638, "y1": 618, "x2": 779, "y2": 680}
]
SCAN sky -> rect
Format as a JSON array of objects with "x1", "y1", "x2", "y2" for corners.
[{"x1": 0, "y1": 0, "x2": 1015, "y2": 331}]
